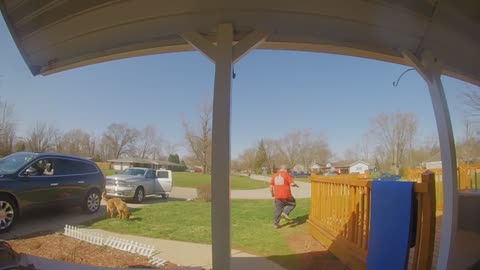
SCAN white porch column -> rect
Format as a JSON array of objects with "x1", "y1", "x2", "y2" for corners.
[
  {"x1": 210, "y1": 23, "x2": 234, "y2": 270},
  {"x1": 404, "y1": 51, "x2": 458, "y2": 270},
  {"x1": 181, "y1": 25, "x2": 268, "y2": 270}
]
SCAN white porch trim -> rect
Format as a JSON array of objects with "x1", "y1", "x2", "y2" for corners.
[
  {"x1": 181, "y1": 24, "x2": 267, "y2": 270},
  {"x1": 404, "y1": 50, "x2": 459, "y2": 270}
]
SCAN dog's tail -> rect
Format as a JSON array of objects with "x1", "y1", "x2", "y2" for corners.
[{"x1": 101, "y1": 191, "x2": 108, "y2": 202}]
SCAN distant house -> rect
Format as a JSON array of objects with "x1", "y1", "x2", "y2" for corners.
[
  {"x1": 108, "y1": 157, "x2": 183, "y2": 171},
  {"x1": 348, "y1": 161, "x2": 370, "y2": 174},
  {"x1": 322, "y1": 160, "x2": 369, "y2": 174},
  {"x1": 292, "y1": 164, "x2": 306, "y2": 172},
  {"x1": 423, "y1": 152, "x2": 443, "y2": 169},
  {"x1": 310, "y1": 163, "x2": 322, "y2": 174}
]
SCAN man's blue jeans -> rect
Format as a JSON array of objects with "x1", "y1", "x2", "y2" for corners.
[{"x1": 274, "y1": 197, "x2": 296, "y2": 226}]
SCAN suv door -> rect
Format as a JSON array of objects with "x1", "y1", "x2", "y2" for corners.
[
  {"x1": 16, "y1": 158, "x2": 61, "y2": 208},
  {"x1": 54, "y1": 158, "x2": 95, "y2": 204}
]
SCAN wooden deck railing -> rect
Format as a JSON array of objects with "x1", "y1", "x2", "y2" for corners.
[
  {"x1": 406, "y1": 164, "x2": 480, "y2": 211},
  {"x1": 308, "y1": 172, "x2": 436, "y2": 270}
]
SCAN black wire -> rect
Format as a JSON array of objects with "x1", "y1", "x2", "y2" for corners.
[{"x1": 393, "y1": 68, "x2": 415, "y2": 87}]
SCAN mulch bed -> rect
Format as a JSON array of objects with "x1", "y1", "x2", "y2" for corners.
[
  {"x1": 286, "y1": 232, "x2": 346, "y2": 270},
  {"x1": 8, "y1": 233, "x2": 179, "y2": 269}
]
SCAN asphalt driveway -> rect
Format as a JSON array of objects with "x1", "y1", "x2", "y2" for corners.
[
  {"x1": 0, "y1": 196, "x2": 177, "y2": 240},
  {"x1": 0, "y1": 206, "x2": 106, "y2": 240}
]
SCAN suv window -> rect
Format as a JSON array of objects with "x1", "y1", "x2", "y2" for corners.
[
  {"x1": 23, "y1": 158, "x2": 55, "y2": 176},
  {"x1": 156, "y1": 171, "x2": 169, "y2": 178},
  {"x1": 145, "y1": 170, "x2": 155, "y2": 178},
  {"x1": 55, "y1": 159, "x2": 97, "y2": 175}
]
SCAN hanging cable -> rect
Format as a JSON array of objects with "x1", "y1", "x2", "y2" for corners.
[{"x1": 393, "y1": 68, "x2": 415, "y2": 87}]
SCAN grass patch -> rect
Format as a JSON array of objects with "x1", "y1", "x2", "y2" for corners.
[
  {"x1": 100, "y1": 171, "x2": 267, "y2": 190},
  {"x1": 293, "y1": 177, "x2": 311, "y2": 183},
  {"x1": 88, "y1": 199, "x2": 311, "y2": 269},
  {"x1": 101, "y1": 169, "x2": 119, "y2": 176},
  {"x1": 173, "y1": 172, "x2": 268, "y2": 190}
]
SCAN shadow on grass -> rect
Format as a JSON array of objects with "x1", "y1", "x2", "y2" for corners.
[
  {"x1": 125, "y1": 196, "x2": 187, "y2": 209},
  {"x1": 82, "y1": 207, "x2": 143, "y2": 226},
  {"x1": 278, "y1": 214, "x2": 309, "y2": 228}
]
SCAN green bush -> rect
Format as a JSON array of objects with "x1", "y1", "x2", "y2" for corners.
[{"x1": 196, "y1": 184, "x2": 212, "y2": 202}]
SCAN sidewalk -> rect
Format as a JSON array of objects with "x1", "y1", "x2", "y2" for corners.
[
  {"x1": 169, "y1": 175, "x2": 311, "y2": 200},
  {"x1": 88, "y1": 229, "x2": 287, "y2": 270}
]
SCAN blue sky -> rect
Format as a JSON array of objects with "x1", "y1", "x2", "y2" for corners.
[{"x1": 0, "y1": 17, "x2": 474, "y2": 159}]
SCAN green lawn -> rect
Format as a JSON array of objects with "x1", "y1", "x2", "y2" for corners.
[
  {"x1": 88, "y1": 199, "x2": 311, "y2": 269},
  {"x1": 100, "y1": 171, "x2": 268, "y2": 190},
  {"x1": 173, "y1": 172, "x2": 269, "y2": 190},
  {"x1": 293, "y1": 177, "x2": 311, "y2": 183},
  {"x1": 102, "y1": 169, "x2": 119, "y2": 176}
]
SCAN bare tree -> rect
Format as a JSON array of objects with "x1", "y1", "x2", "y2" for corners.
[
  {"x1": 58, "y1": 129, "x2": 96, "y2": 157},
  {"x1": 164, "y1": 142, "x2": 180, "y2": 156},
  {"x1": 135, "y1": 126, "x2": 160, "y2": 159},
  {"x1": 182, "y1": 100, "x2": 212, "y2": 173},
  {"x1": 276, "y1": 131, "x2": 304, "y2": 169},
  {"x1": 96, "y1": 136, "x2": 111, "y2": 161},
  {"x1": 25, "y1": 122, "x2": 58, "y2": 152},
  {"x1": 456, "y1": 120, "x2": 480, "y2": 164},
  {"x1": 296, "y1": 130, "x2": 331, "y2": 171},
  {"x1": 402, "y1": 134, "x2": 439, "y2": 169},
  {"x1": 102, "y1": 123, "x2": 139, "y2": 159},
  {"x1": 264, "y1": 139, "x2": 281, "y2": 173},
  {"x1": 0, "y1": 98, "x2": 15, "y2": 155},
  {"x1": 370, "y1": 112, "x2": 417, "y2": 172},
  {"x1": 236, "y1": 146, "x2": 257, "y2": 173},
  {"x1": 462, "y1": 87, "x2": 480, "y2": 116},
  {"x1": 344, "y1": 133, "x2": 371, "y2": 162}
]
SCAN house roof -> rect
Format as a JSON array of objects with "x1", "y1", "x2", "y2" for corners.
[
  {"x1": 349, "y1": 160, "x2": 370, "y2": 167},
  {"x1": 0, "y1": 1, "x2": 478, "y2": 85},
  {"x1": 325, "y1": 160, "x2": 369, "y2": 168},
  {"x1": 107, "y1": 157, "x2": 183, "y2": 166},
  {"x1": 108, "y1": 157, "x2": 157, "y2": 164},
  {"x1": 310, "y1": 164, "x2": 322, "y2": 169}
]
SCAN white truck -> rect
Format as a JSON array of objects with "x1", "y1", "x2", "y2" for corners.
[{"x1": 105, "y1": 167, "x2": 173, "y2": 203}]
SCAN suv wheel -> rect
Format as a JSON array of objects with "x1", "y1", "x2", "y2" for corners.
[
  {"x1": 83, "y1": 189, "x2": 100, "y2": 214},
  {"x1": 0, "y1": 195, "x2": 16, "y2": 234},
  {"x1": 133, "y1": 187, "x2": 144, "y2": 203}
]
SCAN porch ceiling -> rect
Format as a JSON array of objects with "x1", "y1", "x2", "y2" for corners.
[{"x1": 1, "y1": 0, "x2": 479, "y2": 85}]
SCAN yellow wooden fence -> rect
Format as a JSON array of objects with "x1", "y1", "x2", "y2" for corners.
[
  {"x1": 406, "y1": 164, "x2": 480, "y2": 210},
  {"x1": 308, "y1": 172, "x2": 436, "y2": 270}
]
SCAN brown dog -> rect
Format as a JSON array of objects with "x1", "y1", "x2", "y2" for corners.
[
  {"x1": 101, "y1": 192, "x2": 130, "y2": 220},
  {"x1": 115, "y1": 200, "x2": 130, "y2": 220}
]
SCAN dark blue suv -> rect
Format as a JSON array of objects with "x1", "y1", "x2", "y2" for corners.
[{"x1": 0, "y1": 152, "x2": 105, "y2": 233}]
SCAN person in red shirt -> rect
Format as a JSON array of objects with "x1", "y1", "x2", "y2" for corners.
[{"x1": 270, "y1": 165, "x2": 298, "y2": 229}]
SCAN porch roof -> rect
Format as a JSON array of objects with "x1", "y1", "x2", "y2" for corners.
[{"x1": 1, "y1": 0, "x2": 479, "y2": 85}]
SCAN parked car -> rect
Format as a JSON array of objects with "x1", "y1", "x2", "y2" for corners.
[
  {"x1": 105, "y1": 167, "x2": 173, "y2": 203},
  {"x1": 0, "y1": 152, "x2": 105, "y2": 233},
  {"x1": 373, "y1": 173, "x2": 401, "y2": 181},
  {"x1": 291, "y1": 171, "x2": 311, "y2": 178}
]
